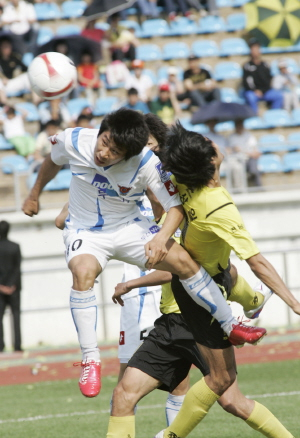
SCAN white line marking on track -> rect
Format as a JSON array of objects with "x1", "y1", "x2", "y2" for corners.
[{"x1": 0, "y1": 392, "x2": 300, "y2": 424}]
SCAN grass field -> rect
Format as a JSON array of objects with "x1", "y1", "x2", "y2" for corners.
[{"x1": 0, "y1": 359, "x2": 299, "y2": 438}]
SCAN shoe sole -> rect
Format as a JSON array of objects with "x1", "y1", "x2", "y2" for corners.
[
  {"x1": 245, "y1": 291, "x2": 274, "y2": 319},
  {"x1": 251, "y1": 332, "x2": 267, "y2": 346}
]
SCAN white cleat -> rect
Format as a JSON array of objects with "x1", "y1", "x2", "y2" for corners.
[
  {"x1": 154, "y1": 431, "x2": 165, "y2": 438},
  {"x1": 244, "y1": 281, "x2": 273, "y2": 319}
]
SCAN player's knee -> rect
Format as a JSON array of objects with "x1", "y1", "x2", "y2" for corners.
[
  {"x1": 212, "y1": 372, "x2": 236, "y2": 395},
  {"x1": 72, "y1": 264, "x2": 95, "y2": 284},
  {"x1": 218, "y1": 392, "x2": 236, "y2": 414},
  {"x1": 173, "y1": 249, "x2": 196, "y2": 277},
  {"x1": 113, "y1": 382, "x2": 138, "y2": 412}
]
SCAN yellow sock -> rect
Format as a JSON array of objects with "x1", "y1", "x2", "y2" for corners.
[
  {"x1": 246, "y1": 401, "x2": 294, "y2": 438},
  {"x1": 106, "y1": 415, "x2": 135, "y2": 438},
  {"x1": 164, "y1": 378, "x2": 219, "y2": 438},
  {"x1": 229, "y1": 275, "x2": 264, "y2": 312}
]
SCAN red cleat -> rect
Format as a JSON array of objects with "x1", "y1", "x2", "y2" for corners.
[
  {"x1": 229, "y1": 323, "x2": 267, "y2": 347},
  {"x1": 74, "y1": 360, "x2": 101, "y2": 398}
]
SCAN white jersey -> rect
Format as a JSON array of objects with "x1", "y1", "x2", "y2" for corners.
[{"x1": 50, "y1": 128, "x2": 180, "y2": 232}]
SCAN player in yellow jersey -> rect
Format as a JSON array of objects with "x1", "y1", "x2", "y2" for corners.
[{"x1": 106, "y1": 269, "x2": 295, "y2": 438}]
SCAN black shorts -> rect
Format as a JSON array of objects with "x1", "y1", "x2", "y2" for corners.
[
  {"x1": 171, "y1": 268, "x2": 232, "y2": 349},
  {"x1": 127, "y1": 313, "x2": 209, "y2": 393}
]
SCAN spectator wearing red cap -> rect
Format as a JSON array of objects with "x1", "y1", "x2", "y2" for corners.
[
  {"x1": 178, "y1": 55, "x2": 220, "y2": 108},
  {"x1": 150, "y1": 82, "x2": 181, "y2": 125},
  {"x1": 125, "y1": 59, "x2": 154, "y2": 102}
]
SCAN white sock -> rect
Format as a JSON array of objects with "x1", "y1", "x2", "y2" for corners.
[
  {"x1": 180, "y1": 267, "x2": 237, "y2": 335},
  {"x1": 70, "y1": 288, "x2": 100, "y2": 361},
  {"x1": 165, "y1": 394, "x2": 185, "y2": 426}
]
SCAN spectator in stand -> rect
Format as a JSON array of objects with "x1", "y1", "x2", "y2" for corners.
[
  {"x1": 107, "y1": 13, "x2": 138, "y2": 62},
  {"x1": 243, "y1": 38, "x2": 283, "y2": 115},
  {"x1": 0, "y1": 105, "x2": 35, "y2": 157},
  {"x1": 272, "y1": 58, "x2": 299, "y2": 112},
  {"x1": 150, "y1": 82, "x2": 181, "y2": 125},
  {"x1": 123, "y1": 87, "x2": 150, "y2": 113},
  {"x1": 81, "y1": 19, "x2": 105, "y2": 43},
  {"x1": 166, "y1": 66, "x2": 185, "y2": 95},
  {"x1": 38, "y1": 99, "x2": 72, "y2": 131},
  {"x1": 205, "y1": 118, "x2": 228, "y2": 156},
  {"x1": 76, "y1": 114, "x2": 94, "y2": 128},
  {"x1": 227, "y1": 119, "x2": 261, "y2": 188},
  {"x1": 77, "y1": 51, "x2": 104, "y2": 104},
  {"x1": 0, "y1": 220, "x2": 22, "y2": 353},
  {"x1": 2, "y1": 0, "x2": 37, "y2": 54},
  {"x1": 34, "y1": 119, "x2": 61, "y2": 165},
  {"x1": 178, "y1": 55, "x2": 220, "y2": 108},
  {"x1": 136, "y1": 0, "x2": 159, "y2": 18},
  {"x1": 187, "y1": 0, "x2": 218, "y2": 15},
  {"x1": 162, "y1": 0, "x2": 192, "y2": 19},
  {"x1": 125, "y1": 59, "x2": 154, "y2": 103}
]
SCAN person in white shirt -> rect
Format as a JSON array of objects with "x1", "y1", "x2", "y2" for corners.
[
  {"x1": 125, "y1": 59, "x2": 154, "y2": 102},
  {"x1": 2, "y1": 0, "x2": 37, "y2": 54},
  {"x1": 22, "y1": 108, "x2": 266, "y2": 400},
  {"x1": 272, "y1": 58, "x2": 299, "y2": 111},
  {"x1": 1, "y1": 105, "x2": 35, "y2": 156}
]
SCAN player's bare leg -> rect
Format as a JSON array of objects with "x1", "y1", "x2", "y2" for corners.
[{"x1": 69, "y1": 254, "x2": 102, "y2": 397}]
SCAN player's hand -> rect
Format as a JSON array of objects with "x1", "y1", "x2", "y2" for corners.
[
  {"x1": 112, "y1": 282, "x2": 132, "y2": 306},
  {"x1": 22, "y1": 197, "x2": 39, "y2": 217},
  {"x1": 0, "y1": 285, "x2": 16, "y2": 295},
  {"x1": 145, "y1": 235, "x2": 168, "y2": 269}
]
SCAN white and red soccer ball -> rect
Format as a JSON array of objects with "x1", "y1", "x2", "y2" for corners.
[{"x1": 28, "y1": 52, "x2": 77, "y2": 100}]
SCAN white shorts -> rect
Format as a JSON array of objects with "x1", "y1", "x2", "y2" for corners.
[
  {"x1": 118, "y1": 289, "x2": 162, "y2": 363},
  {"x1": 63, "y1": 217, "x2": 161, "y2": 270}
]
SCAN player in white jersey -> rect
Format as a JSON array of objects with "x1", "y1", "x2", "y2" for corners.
[{"x1": 23, "y1": 108, "x2": 266, "y2": 399}]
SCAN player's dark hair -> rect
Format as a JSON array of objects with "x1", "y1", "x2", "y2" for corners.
[
  {"x1": 98, "y1": 108, "x2": 149, "y2": 160},
  {"x1": 144, "y1": 113, "x2": 167, "y2": 149},
  {"x1": 77, "y1": 114, "x2": 91, "y2": 124},
  {"x1": 160, "y1": 121, "x2": 217, "y2": 190},
  {"x1": 45, "y1": 119, "x2": 60, "y2": 128},
  {"x1": 127, "y1": 87, "x2": 138, "y2": 96},
  {"x1": 6, "y1": 106, "x2": 15, "y2": 116},
  {"x1": 0, "y1": 220, "x2": 10, "y2": 239}
]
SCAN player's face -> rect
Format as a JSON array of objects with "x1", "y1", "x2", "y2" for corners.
[
  {"x1": 94, "y1": 131, "x2": 126, "y2": 167},
  {"x1": 147, "y1": 134, "x2": 159, "y2": 154}
]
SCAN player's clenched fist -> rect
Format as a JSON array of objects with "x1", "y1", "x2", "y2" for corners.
[{"x1": 22, "y1": 197, "x2": 39, "y2": 217}]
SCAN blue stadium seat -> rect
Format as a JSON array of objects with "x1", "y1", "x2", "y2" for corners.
[
  {"x1": 143, "y1": 69, "x2": 157, "y2": 85},
  {"x1": 270, "y1": 58, "x2": 299, "y2": 76},
  {"x1": 34, "y1": 3, "x2": 61, "y2": 20},
  {"x1": 220, "y1": 38, "x2": 250, "y2": 56},
  {"x1": 61, "y1": 1, "x2": 87, "y2": 18},
  {"x1": 22, "y1": 52, "x2": 34, "y2": 67},
  {"x1": 287, "y1": 132, "x2": 300, "y2": 151},
  {"x1": 215, "y1": 121, "x2": 235, "y2": 132},
  {"x1": 179, "y1": 118, "x2": 209, "y2": 134},
  {"x1": 141, "y1": 19, "x2": 170, "y2": 38},
  {"x1": 291, "y1": 108, "x2": 300, "y2": 125},
  {"x1": 1, "y1": 155, "x2": 29, "y2": 174},
  {"x1": 56, "y1": 25, "x2": 81, "y2": 37},
  {"x1": 220, "y1": 87, "x2": 245, "y2": 103},
  {"x1": 67, "y1": 98, "x2": 91, "y2": 119},
  {"x1": 95, "y1": 22, "x2": 110, "y2": 31},
  {"x1": 93, "y1": 97, "x2": 119, "y2": 116},
  {"x1": 258, "y1": 154, "x2": 283, "y2": 173},
  {"x1": 198, "y1": 15, "x2": 226, "y2": 34},
  {"x1": 162, "y1": 42, "x2": 190, "y2": 60},
  {"x1": 192, "y1": 40, "x2": 219, "y2": 58},
  {"x1": 263, "y1": 109, "x2": 292, "y2": 128},
  {"x1": 157, "y1": 66, "x2": 184, "y2": 82},
  {"x1": 136, "y1": 44, "x2": 162, "y2": 61},
  {"x1": 37, "y1": 27, "x2": 54, "y2": 46},
  {"x1": 0, "y1": 134, "x2": 13, "y2": 151},
  {"x1": 258, "y1": 133, "x2": 287, "y2": 153},
  {"x1": 214, "y1": 61, "x2": 242, "y2": 81},
  {"x1": 282, "y1": 152, "x2": 300, "y2": 172},
  {"x1": 243, "y1": 116, "x2": 266, "y2": 130},
  {"x1": 125, "y1": 7, "x2": 138, "y2": 15},
  {"x1": 216, "y1": 0, "x2": 232, "y2": 7},
  {"x1": 226, "y1": 13, "x2": 246, "y2": 32},
  {"x1": 119, "y1": 20, "x2": 142, "y2": 33},
  {"x1": 28, "y1": 169, "x2": 72, "y2": 191},
  {"x1": 169, "y1": 17, "x2": 199, "y2": 36},
  {"x1": 16, "y1": 102, "x2": 39, "y2": 122},
  {"x1": 232, "y1": 0, "x2": 250, "y2": 6}
]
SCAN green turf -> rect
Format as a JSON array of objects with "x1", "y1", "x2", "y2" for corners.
[{"x1": 0, "y1": 360, "x2": 299, "y2": 438}]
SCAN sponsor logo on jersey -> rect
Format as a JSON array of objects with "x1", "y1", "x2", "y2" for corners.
[
  {"x1": 149, "y1": 225, "x2": 160, "y2": 234},
  {"x1": 118, "y1": 184, "x2": 132, "y2": 195},
  {"x1": 50, "y1": 134, "x2": 58, "y2": 145},
  {"x1": 119, "y1": 331, "x2": 125, "y2": 345},
  {"x1": 92, "y1": 174, "x2": 118, "y2": 197},
  {"x1": 155, "y1": 161, "x2": 170, "y2": 183},
  {"x1": 164, "y1": 180, "x2": 178, "y2": 196}
]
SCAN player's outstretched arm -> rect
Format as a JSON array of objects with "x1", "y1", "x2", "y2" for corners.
[
  {"x1": 145, "y1": 205, "x2": 184, "y2": 269},
  {"x1": 112, "y1": 270, "x2": 172, "y2": 306},
  {"x1": 247, "y1": 253, "x2": 300, "y2": 315},
  {"x1": 22, "y1": 155, "x2": 62, "y2": 217}
]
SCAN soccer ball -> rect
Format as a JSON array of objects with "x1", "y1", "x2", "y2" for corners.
[{"x1": 28, "y1": 52, "x2": 77, "y2": 100}]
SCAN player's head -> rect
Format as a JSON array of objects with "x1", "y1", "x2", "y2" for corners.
[
  {"x1": 95, "y1": 108, "x2": 149, "y2": 166},
  {"x1": 144, "y1": 113, "x2": 168, "y2": 154},
  {"x1": 160, "y1": 121, "x2": 221, "y2": 190},
  {"x1": 0, "y1": 220, "x2": 9, "y2": 239}
]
